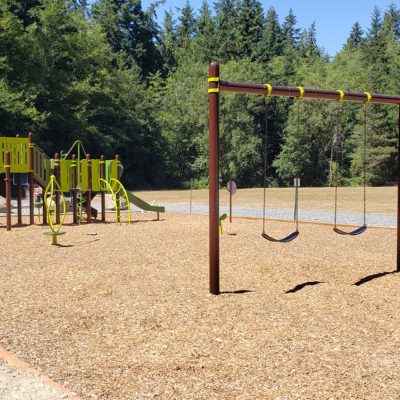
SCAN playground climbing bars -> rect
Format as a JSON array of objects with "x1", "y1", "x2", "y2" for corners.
[{"x1": 208, "y1": 61, "x2": 400, "y2": 295}]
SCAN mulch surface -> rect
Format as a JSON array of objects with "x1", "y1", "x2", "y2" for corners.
[{"x1": 0, "y1": 213, "x2": 399, "y2": 399}]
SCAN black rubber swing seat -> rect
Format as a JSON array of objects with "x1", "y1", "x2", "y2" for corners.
[
  {"x1": 261, "y1": 230, "x2": 299, "y2": 243},
  {"x1": 333, "y1": 225, "x2": 367, "y2": 236}
]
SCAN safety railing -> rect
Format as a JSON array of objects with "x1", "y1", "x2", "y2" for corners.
[
  {"x1": 32, "y1": 145, "x2": 52, "y2": 188},
  {"x1": 0, "y1": 137, "x2": 30, "y2": 173}
]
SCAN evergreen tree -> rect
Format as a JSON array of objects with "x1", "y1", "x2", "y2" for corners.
[
  {"x1": 273, "y1": 101, "x2": 334, "y2": 186},
  {"x1": 192, "y1": 1, "x2": 218, "y2": 63},
  {"x1": 281, "y1": 8, "x2": 300, "y2": 49},
  {"x1": 236, "y1": 0, "x2": 264, "y2": 60},
  {"x1": 7, "y1": 0, "x2": 41, "y2": 26},
  {"x1": 159, "y1": 9, "x2": 177, "y2": 74},
  {"x1": 176, "y1": 0, "x2": 196, "y2": 49},
  {"x1": 92, "y1": 0, "x2": 162, "y2": 77},
  {"x1": 258, "y1": 7, "x2": 282, "y2": 62},
  {"x1": 214, "y1": 0, "x2": 239, "y2": 61},
  {"x1": 298, "y1": 22, "x2": 320, "y2": 60},
  {"x1": 383, "y1": 4, "x2": 400, "y2": 39},
  {"x1": 345, "y1": 22, "x2": 364, "y2": 48},
  {"x1": 367, "y1": 6, "x2": 382, "y2": 39},
  {"x1": 351, "y1": 106, "x2": 397, "y2": 185}
]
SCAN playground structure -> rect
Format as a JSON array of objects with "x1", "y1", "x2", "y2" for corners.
[
  {"x1": 0, "y1": 133, "x2": 165, "y2": 232},
  {"x1": 208, "y1": 61, "x2": 400, "y2": 295}
]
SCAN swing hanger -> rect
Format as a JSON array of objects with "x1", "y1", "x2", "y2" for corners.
[{"x1": 261, "y1": 94, "x2": 299, "y2": 243}]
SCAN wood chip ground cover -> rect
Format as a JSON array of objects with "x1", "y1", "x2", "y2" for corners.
[{"x1": 0, "y1": 211, "x2": 399, "y2": 399}]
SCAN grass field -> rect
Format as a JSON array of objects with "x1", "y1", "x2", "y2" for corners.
[{"x1": 134, "y1": 186, "x2": 397, "y2": 215}]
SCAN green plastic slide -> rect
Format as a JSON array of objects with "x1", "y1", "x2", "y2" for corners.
[{"x1": 126, "y1": 191, "x2": 165, "y2": 213}]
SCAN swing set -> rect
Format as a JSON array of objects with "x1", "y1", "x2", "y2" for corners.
[{"x1": 208, "y1": 61, "x2": 400, "y2": 295}]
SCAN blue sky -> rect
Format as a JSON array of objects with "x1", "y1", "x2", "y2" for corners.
[{"x1": 139, "y1": 0, "x2": 395, "y2": 56}]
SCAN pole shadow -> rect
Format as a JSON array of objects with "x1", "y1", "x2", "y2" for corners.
[
  {"x1": 219, "y1": 290, "x2": 255, "y2": 295},
  {"x1": 286, "y1": 281, "x2": 324, "y2": 294},
  {"x1": 353, "y1": 270, "x2": 398, "y2": 286}
]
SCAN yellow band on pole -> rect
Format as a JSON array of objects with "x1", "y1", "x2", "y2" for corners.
[
  {"x1": 208, "y1": 77, "x2": 220, "y2": 83},
  {"x1": 336, "y1": 90, "x2": 345, "y2": 103},
  {"x1": 29, "y1": 144, "x2": 34, "y2": 148},
  {"x1": 208, "y1": 88, "x2": 219, "y2": 93},
  {"x1": 296, "y1": 87, "x2": 305, "y2": 100},
  {"x1": 4, "y1": 165, "x2": 10, "y2": 168},
  {"x1": 364, "y1": 92, "x2": 372, "y2": 104},
  {"x1": 264, "y1": 84, "x2": 272, "y2": 98}
]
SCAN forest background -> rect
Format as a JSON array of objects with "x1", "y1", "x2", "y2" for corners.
[{"x1": 1, "y1": 0, "x2": 399, "y2": 188}]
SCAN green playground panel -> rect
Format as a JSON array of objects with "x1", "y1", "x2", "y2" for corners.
[
  {"x1": 105, "y1": 160, "x2": 119, "y2": 182},
  {"x1": 33, "y1": 146, "x2": 52, "y2": 187},
  {"x1": 91, "y1": 159, "x2": 101, "y2": 192},
  {"x1": 0, "y1": 137, "x2": 30, "y2": 173},
  {"x1": 78, "y1": 159, "x2": 106, "y2": 191},
  {"x1": 80, "y1": 159, "x2": 89, "y2": 191},
  {"x1": 60, "y1": 159, "x2": 72, "y2": 192},
  {"x1": 53, "y1": 159, "x2": 120, "y2": 192}
]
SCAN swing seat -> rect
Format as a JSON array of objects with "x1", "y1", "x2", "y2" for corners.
[
  {"x1": 262, "y1": 230, "x2": 299, "y2": 243},
  {"x1": 333, "y1": 225, "x2": 367, "y2": 236}
]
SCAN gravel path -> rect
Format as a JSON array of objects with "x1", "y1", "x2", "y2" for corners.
[
  {"x1": 3, "y1": 200, "x2": 396, "y2": 228},
  {"x1": 0, "y1": 360, "x2": 68, "y2": 400},
  {"x1": 163, "y1": 203, "x2": 396, "y2": 228}
]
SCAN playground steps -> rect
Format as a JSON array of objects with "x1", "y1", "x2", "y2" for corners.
[{"x1": 77, "y1": 192, "x2": 98, "y2": 220}]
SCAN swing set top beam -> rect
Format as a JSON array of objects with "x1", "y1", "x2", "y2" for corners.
[{"x1": 212, "y1": 67, "x2": 400, "y2": 105}]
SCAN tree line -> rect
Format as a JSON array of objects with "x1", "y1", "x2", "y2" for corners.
[{"x1": 1, "y1": 0, "x2": 399, "y2": 188}]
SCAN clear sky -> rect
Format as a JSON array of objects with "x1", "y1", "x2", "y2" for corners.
[{"x1": 141, "y1": 0, "x2": 395, "y2": 56}]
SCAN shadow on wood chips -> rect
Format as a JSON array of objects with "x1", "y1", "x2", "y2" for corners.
[
  {"x1": 285, "y1": 281, "x2": 324, "y2": 293},
  {"x1": 220, "y1": 289, "x2": 255, "y2": 295},
  {"x1": 353, "y1": 270, "x2": 398, "y2": 286}
]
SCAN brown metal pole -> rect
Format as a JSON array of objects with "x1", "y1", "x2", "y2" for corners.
[
  {"x1": 54, "y1": 153, "x2": 60, "y2": 224},
  {"x1": 100, "y1": 155, "x2": 106, "y2": 222},
  {"x1": 28, "y1": 133, "x2": 34, "y2": 225},
  {"x1": 398, "y1": 106, "x2": 400, "y2": 272},
  {"x1": 71, "y1": 154, "x2": 78, "y2": 224},
  {"x1": 86, "y1": 154, "x2": 92, "y2": 223},
  {"x1": 116, "y1": 154, "x2": 121, "y2": 223},
  {"x1": 209, "y1": 62, "x2": 220, "y2": 295},
  {"x1": 5, "y1": 151, "x2": 12, "y2": 231}
]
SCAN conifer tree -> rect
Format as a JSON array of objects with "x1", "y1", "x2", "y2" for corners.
[
  {"x1": 345, "y1": 22, "x2": 364, "y2": 48},
  {"x1": 92, "y1": 0, "x2": 162, "y2": 77},
  {"x1": 193, "y1": 1, "x2": 218, "y2": 62},
  {"x1": 214, "y1": 0, "x2": 239, "y2": 61},
  {"x1": 159, "y1": 9, "x2": 177, "y2": 74},
  {"x1": 176, "y1": 0, "x2": 196, "y2": 49},
  {"x1": 258, "y1": 7, "x2": 282, "y2": 62},
  {"x1": 236, "y1": 0, "x2": 264, "y2": 60},
  {"x1": 281, "y1": 8, "x2": 300, "y2": 49}
]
